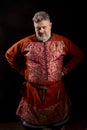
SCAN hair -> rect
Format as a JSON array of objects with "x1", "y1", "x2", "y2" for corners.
[{"x1": 32, "y1": 11, "x2": 50, "y2": 23}]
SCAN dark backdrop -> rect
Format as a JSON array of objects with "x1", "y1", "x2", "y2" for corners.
[{"x1": 0, "y1": 0, "x2": 86, "y2": 122}]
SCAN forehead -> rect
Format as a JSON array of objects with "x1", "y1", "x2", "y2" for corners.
[{"x1": 34, "y1": 20, "x2": 51, "y2": 27}]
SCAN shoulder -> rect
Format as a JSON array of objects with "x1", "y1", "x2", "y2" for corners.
[
  {"x1": 8, "y1": 34, "x2": 36, "y2": 50},
  {"x1": 18, "y1": 34, "x2": 36, "y2": 43},
  {"x1": 52, "y1": 33, "x2": 73, "y2": 49},
  {"x1": 13, "y1": 34, "x2": 36, "y2": 47}
]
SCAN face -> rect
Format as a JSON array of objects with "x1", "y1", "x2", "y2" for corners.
[{"x1": 34, "y1": 20, "x2": 52, "y2": 42}]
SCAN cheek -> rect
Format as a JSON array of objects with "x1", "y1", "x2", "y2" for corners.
[
  {"x1": 35, "y1": 29, "x2": 39, "y2": 34},
  {"x1": 46, "y1": 28, "x2": 51, "y2": 33}
]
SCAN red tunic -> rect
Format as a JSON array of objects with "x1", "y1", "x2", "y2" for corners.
[{"x1": 5, "y1": 33, "x2": 84, "y2": 125}]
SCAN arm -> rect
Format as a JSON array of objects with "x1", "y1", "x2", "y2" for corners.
[
  {"x1": 62, "y1": 40, "x2": 84, "y2": 75},
  {"x1": 5, "y1": 40, "x2": 25, "y2": 76}
]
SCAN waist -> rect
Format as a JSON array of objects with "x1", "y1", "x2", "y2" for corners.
[{"x1": 26, "y1": 80, "x2": 62, "y2": 89}]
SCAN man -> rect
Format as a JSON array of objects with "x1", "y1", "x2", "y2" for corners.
[{"x1": 5, "y1": 11, "x2": 84, "y2": 130}]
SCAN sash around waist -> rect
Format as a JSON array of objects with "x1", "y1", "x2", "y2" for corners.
[{"x1": 25, "y1": 80, "x2": 63, "y2": 90}]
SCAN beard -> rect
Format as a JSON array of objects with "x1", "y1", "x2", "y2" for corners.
[{"x1": 36, "y1": 32, "x2": 51, "y2": 42}]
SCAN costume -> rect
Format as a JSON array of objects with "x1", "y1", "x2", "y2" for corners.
[{"x1": 5, "y1": 33, "x2": 84, "y2": 126}]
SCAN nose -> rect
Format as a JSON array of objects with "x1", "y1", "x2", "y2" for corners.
[{"x1": 39, "y1": 27, "x2": 44, "y2": 33}]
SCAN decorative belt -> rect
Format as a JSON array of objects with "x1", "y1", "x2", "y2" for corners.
[
  {"x1": 32, "y1": 83, "x2": 48, "y2": 103},
  {"x1": 33, "y1": 85, "x2": 48, "y2": 90},
  {"x1": 26, "y1": 81, "x2": 48, "y2": 103}
]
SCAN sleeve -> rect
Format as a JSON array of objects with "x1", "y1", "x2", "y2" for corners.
[
  {"x1": 5, "y1": 40, "x2": 25, "y2": 76},
  {"x1": 62, "y1": 39, "x2": 84, "y2": 75}
]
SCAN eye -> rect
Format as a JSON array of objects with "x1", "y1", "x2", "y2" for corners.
[
  {"x1": 43, "y1": 26, "x2": 47, "y2": 29},
  {"x1": 35, "y1": 27, "x2": 41, "y2": 31},
  {"x1": 35, "y1": 26, "x2": 47, "y2": 31}
]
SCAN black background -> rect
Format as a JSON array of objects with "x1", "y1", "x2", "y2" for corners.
[{"x1": 0, "y1": 0, "x2": 87, "y2": 122}]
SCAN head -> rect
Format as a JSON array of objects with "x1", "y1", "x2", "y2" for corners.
[{"x1": 32, "y1": 11, "x2": 52, "y2": 42}]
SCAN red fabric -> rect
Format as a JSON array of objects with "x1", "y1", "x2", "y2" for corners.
[{"x1": 5, "y1": 33, "x2": 84, "y2": 125}]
